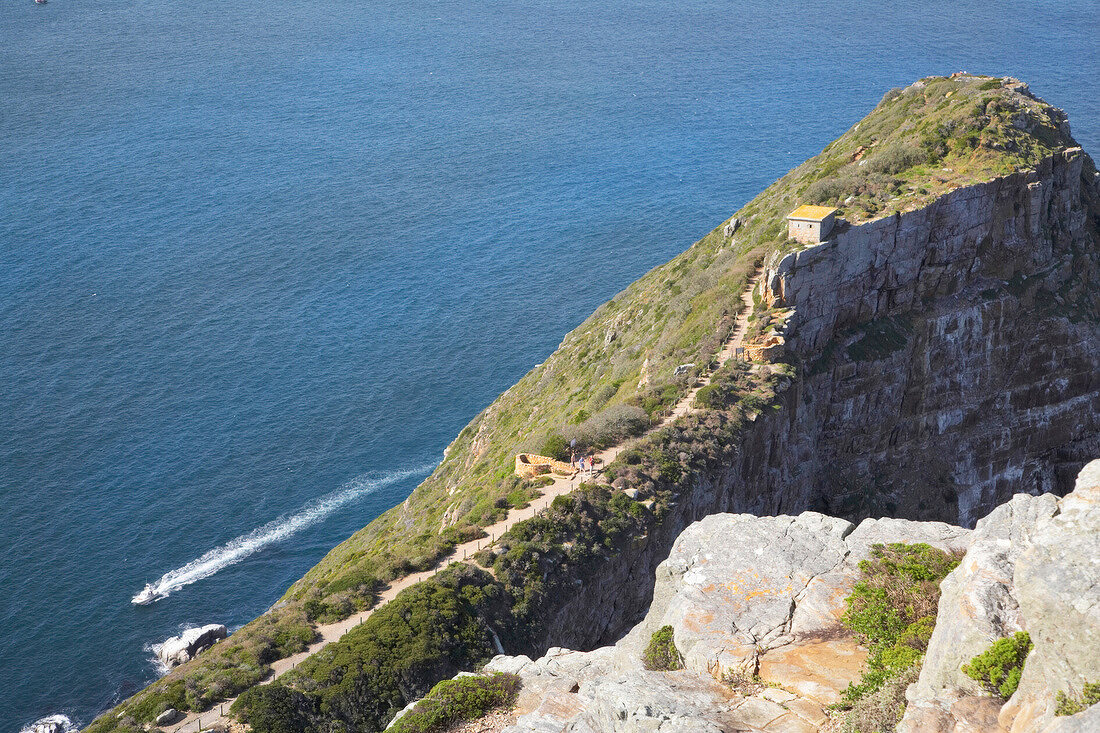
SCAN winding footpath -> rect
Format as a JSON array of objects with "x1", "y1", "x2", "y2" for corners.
[{"x1": 168, "y1": 272, "x2": 761, "y2": 733}]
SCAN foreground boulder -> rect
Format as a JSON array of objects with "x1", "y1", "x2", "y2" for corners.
[
  {"x1": 616, "y1": 511, "x2": 969, "y2": 703},
  {"x1": 421, "y1": 510, "x2": 970, "y2": 732},
  {"x1": 901, "y1": 459, "x2": 1100, "y2": 733},
  {"x1": 158, "y1": 624, "x2": 227, "y2": 667}
]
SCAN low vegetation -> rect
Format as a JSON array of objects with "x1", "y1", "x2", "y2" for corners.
[
  {"x1": 232, "y1": 565, "x2": 510, "y2": 732},
  {"x1": 84, "y1": 606, "x2": 315, "y2": 733},
  {"x1": 1055, "y1": 680, "x2": 1100, "y2": 716},
  {"x1": 542, "y1": 403, "x2": 651, "y2": 459},
  {"x1": 837, "y1": 543, "x2": 963, "y2": 729},
  {"x1": 388, "y1": 673, "x2": 521, "y2": 733},
  {"x1": 84, "y1": 76, "x2": 1078, "y2": 733},
  {"x1": 841, "y1": 666, "x2": 919, "y2": 733},
  {"x1": 798, "y1": 76, "x2": 1072, "y2": 225},
  {"x1": 642, "y1": 626, "x2": 683, "y2": 671},
  {"x1": 962, "y1": 631, "x2": 1033, "y2": 699}
]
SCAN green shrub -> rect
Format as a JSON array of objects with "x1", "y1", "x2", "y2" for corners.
[
  {"x1": 642, "y1": 626, "x2": 683, "y2": 671},
  {"x1": 1055, "y1": 681, "x2": 1100, "y2": 716},
  {"x1": 865, "y1": 143, "x2": 925, "y2": 175},
  {"x1": 389, "y1": 673, "x2": 521, "y2": 733},
  {"x1": 231, "y1": 569, "x2": 509, "y2": 733},
  {"x1": 556, "y1": 404, "x2": 650, "y2": 453},
  {"x1": 845, "y1": 316, "x2": 912, "y2": 362},
  {"x1": 839, "y1": 543, "x2": 962, "y2": 706},
  {"x1": 231, "y1": 686, "x2": 317, "y2": 733},
  {"x1": 630, "y1": 382, "x2": 681, "y2": 418},
  {"x1": 506, "y1": 489, "x2": 531, "y2": 509},
  {"x1": 541, "y1": 433, "x2": 570, "y2": 461},
  {"x1": 806, "y1": 174, "x2": 856, "y2": 204},
  {"x1": 589, "y1": 382, "x2": 621, "y2": 411},
  {"x1": 963, "y1": 632, "x2": 1032, "y2": 699},
  {"x1": 324, "y1": 568, "x2": 381, "y2": 597}
]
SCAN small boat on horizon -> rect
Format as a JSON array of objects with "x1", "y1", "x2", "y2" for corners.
[
  {"x1": 35, "y1": 0, "x2": 47, "y2": 5},
  {"x1": 131, "y1": 584, "x2": 165, "y2": 605}
]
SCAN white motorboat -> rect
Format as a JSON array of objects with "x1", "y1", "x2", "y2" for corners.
[{"x1": 131, "y1": 584, "x2": 163, "y2": 605}]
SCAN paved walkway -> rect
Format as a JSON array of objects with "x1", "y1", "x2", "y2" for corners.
[{"x1": 168, "y1": 273, "x2": 760, "y2": 733}]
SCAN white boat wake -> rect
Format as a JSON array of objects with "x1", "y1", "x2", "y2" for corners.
[{"x1": 132, "y1": 463, "x2": 433, "y2": 606}]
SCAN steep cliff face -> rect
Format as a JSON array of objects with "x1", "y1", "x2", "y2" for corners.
[{"x1": 757, "y1": 147, "x2": 1100, "y2": 526}]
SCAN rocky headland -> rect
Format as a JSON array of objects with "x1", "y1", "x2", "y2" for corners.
[{"x1": 83, "y1": 75, "x2": 1099, "y2": 733}]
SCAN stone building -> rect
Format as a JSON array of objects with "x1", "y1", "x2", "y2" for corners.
[{"x1": 787, "y1": 205, "x2": 837, "y2": 244}]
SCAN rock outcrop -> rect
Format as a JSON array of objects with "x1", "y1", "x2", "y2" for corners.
[
  {"x1": 900, "y1": 459, "x2": 1100, "y2": 733},
  {"x1": 416, "y1": 462, "x2": 1100, "y2": 732},
  {"x1": 616, "y1": 512, "x2": 969, "y2": 699},
  {"x1": 157, "y1": 624, "x2": 227, "y2": 667},
  {"x1": 461, "y1": 510, "x2": 969, "y2": 732}
]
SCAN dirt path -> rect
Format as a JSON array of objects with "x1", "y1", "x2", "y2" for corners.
[{"x1": 168, "y1": 272, "x2": 760, "y2": 733}]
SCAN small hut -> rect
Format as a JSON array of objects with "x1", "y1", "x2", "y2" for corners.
[{"x1": 787, "y1": 205, "x2": 838, "y2": 244}]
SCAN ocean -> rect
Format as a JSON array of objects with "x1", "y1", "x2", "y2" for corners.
[{"x1": 2, "y1": 0, "x2": 1097, "y2": 728}]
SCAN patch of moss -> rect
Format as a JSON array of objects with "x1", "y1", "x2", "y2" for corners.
[
  {"x1": 845, "y1": 316, "x2": 912, "y2": 363},
  {"x1": 388, "y1": 673, "x2": 521, "y2": 733}
]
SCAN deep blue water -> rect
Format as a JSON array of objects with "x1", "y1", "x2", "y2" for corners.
[{"x1": 2, "y1": 0, "x2": 1097, "y2": 728}]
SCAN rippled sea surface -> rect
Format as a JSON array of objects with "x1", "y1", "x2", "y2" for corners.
[{"x1": 1, "y1": 0, "x2": 1097, "y2": 727}]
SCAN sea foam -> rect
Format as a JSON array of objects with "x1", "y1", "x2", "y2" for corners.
[{"x1": 132, "y1": 464, "x2": 433, "y2": 605}]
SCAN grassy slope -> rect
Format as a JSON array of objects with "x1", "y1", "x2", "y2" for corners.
[
  {"x1": 85, "y1": 74, "x2": 1078, "y2": 732},
  {"x1": 288, "y1": 74, "x2": 1075, "y2": 596}
]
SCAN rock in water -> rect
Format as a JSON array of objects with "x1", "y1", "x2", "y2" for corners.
[
  {"x1": 21, "y1": 716, "x2": 76, "y2": 733},
  {"x1": 158, "y1": 624, "x2": 227, "y2": 667}
]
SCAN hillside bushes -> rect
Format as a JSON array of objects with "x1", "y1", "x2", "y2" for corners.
[
  {"x1": 85, "y1": 606, "x2": 315, "y2": 732},
  {"x1": 492, "y1": 484, "x2": 654, "y2": 627},
  {"x1": 544, "y1": 404, "x2": 650, "y2": 458},
  {"x1": 233, "y1": 567, "x2": 509, "y2": 733},
  {"x1": 233, "y1": 686, "x2": 317, "y2": 733}
]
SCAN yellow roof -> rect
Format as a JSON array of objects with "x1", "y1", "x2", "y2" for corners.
[{"x1": 787, "y1": 205, "x2": 837, "y2": 221}]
